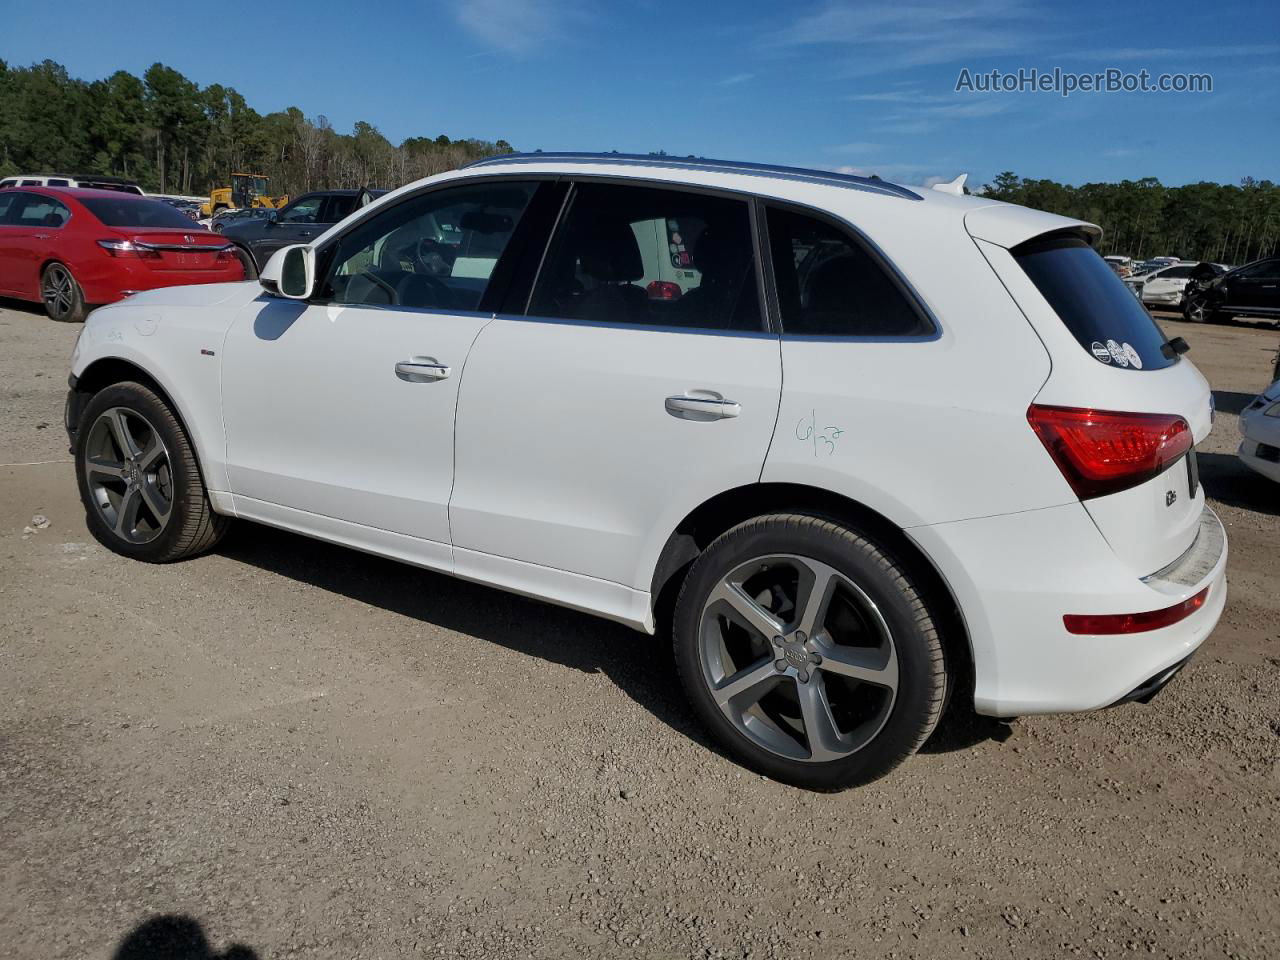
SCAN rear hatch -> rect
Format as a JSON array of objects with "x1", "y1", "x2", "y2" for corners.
[{"x1": 968, "y1": 206, "x2": 1213, "y2": 576}]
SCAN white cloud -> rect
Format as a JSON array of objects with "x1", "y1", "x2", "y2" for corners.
[
  {"x1": 718, "y1": 72, "x2": 756, "y2": 86},
  {"x1": 452, "y1": 0, "x2": 571, "y2": 55},
  {"x1": 770, "y1": 0, "x2": 1040, "y2": 69}
]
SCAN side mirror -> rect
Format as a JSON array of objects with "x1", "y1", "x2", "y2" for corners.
[{"x1": 260, "y1": 244, "x2": 315, "y2": 299}]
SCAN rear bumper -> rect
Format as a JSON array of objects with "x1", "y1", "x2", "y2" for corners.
[
  {"x1": 909, "y1": 502, "x2": 1227, "y2": 717},
  {"x1": 78, "y1": 260, "x2": 245, "y2": 305}
]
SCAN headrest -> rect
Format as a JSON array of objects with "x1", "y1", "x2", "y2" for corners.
[{"x1": 577, "y1": 219, "x2": 643, "y2": 283}]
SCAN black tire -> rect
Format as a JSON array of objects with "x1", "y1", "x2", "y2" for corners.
[
  {"x1": 232, "y1": 244, "x2": 259, "y2": 280},
  {"x1": 74, "y1": 381, "x2": 230, "y2": 563},
  {"x1": 41, "y1": 262, "x2": 87, "y2": 323},
  {"x1": 672, "y1": 513, "x2": 946, "y2": 791}
]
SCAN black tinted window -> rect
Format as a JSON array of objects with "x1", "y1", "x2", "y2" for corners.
[
  {"x1": 0, "y1": 191, "x2": 21, "y2": 222},
  {"x1": 766, "y1": 206, "x2": 930, "y2": 337},
  {"x1": 13, "y1": 195, "x2": 71, "y2": 227},
  {"x1": 1015, "y1": 235, "x2": 1175, "y2": 371},
  {"x1": 529, "y1": 182, "x2": 761, "y2": 332},
  {"x1": 323, "y1": 195, "x2": 357, "y2": 222},
  {"x1": 80, "y1": 196, "x2": 198, "y2": 228},
  {"x1": 320, "y1": 181, "x2": 535, "y2": 312}
]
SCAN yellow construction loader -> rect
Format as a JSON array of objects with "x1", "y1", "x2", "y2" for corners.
[{"x1": 200, "y1": 173, "x2": 289, "y2": 218}]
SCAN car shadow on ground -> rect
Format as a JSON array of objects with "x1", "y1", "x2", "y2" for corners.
[
  {"x1": 1199, "y1": 451, "x2": 1280, "y2": 517},
  {"x1": 217, "y1": 523, "x2": 720, "y2": 757},
  {"x1": 112, "y1": 915, "x2": 257, "y2": 960},
  {"x1": 218, "y1": 523, "x2": 1010, "y2": 766},
  {"x1": 1212, "y1": 390, "x2": 1260, "y2": 416},
  {"x1": 0, "y1": 295, "x2": 45, "y2": 317}
]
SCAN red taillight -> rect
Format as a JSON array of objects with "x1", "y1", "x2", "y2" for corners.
[
  {"x1": 1064, "y1": 586, "x2": 1208, "y2": 635},
  {"x1": 97, "y1": 239, "x2": 160, "y2": 259},
  {"x1": 1027, "y1": 404, "x2": 1192, "y2": 500},
  {"x1": 647, "y1": 280, "x2": 682, "y2": 301}
]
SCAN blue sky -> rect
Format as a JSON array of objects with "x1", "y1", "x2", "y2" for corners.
[{"x1": 1, "y1": 0, "x2": 1277, "y2": 188}]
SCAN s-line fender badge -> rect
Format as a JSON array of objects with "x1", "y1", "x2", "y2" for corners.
[{"x1": 200, "y1": 348, "x2": 216, "y2": 357}]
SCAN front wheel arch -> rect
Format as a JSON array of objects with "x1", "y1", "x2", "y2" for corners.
[{"x1": 71, "y1": 358, "x2": 215, "y2": 498}]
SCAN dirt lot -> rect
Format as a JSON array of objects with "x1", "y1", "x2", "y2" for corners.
[{"x1": 1, "y1": 301, "x2": 1277, "y2": 960}]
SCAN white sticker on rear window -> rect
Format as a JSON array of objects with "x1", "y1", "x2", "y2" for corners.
[
  {"x1": 1091, "y1": 341, "x2": 1112, "y2": 363},
  {"x1": 1122, "y1": 342, "x2": 1143, "y2": 369},
  {"x1": 1107, "y1": 339, "x2": 1129, "y2": 367}
]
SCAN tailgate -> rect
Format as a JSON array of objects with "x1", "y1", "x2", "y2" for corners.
[{"x1": 971, "y1": 214, "x2": 1214, "y2": 576}]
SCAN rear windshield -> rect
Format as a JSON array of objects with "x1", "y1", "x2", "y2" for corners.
[
  {"x1": 1014, "y1": 235, "x2": 1175, "y2": 371},
  {"x1": 80, "y1": 196, "x2": 197, "y2": 229}
]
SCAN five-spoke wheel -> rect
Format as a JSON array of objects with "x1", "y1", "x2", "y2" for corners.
[
  {"x1": 675, "y1": 514, "x2": 947, "y2": 790},
  {"x1": 82, "y1": 407, "x2": 174, "y2": 544},
  {"x1": 74, "y1": 381, "x2": 230, "y2": 562}
]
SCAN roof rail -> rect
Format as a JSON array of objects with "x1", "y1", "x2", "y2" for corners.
[{"x1": 463, "y1": 152, "x2": 922, "y2": 201}]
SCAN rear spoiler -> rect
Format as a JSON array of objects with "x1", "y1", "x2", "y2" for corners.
[{"x1": 965, "y1": 202, "x2": 1101, "y2": 249}]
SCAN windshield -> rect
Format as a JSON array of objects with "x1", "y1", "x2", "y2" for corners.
[
  {"x1": 80, "y1": 196, "x2": 204, "y2": 229},
  {"x1": 1015, "y1": 235, "x2": 1176, "y2": 371}
]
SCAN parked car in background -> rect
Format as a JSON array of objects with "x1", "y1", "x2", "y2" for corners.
[
  {"x1": 220, "y1": 188, "x2": 384, "y2": 276},
  {"x1": 210, "y1": 207, "x2": 268, "y2": 233},
  {"x1": 1103, "y1": 254, "x2": 1133, "y2": 277},
  {"x1": 1238, "y1": 378, "x2": 1280, "y2": 483},
  {"x1": 63, "y1": 152, "x2": 1225, "y2": 790},
  {"x1": 1184, "y1": 256, "x2": 1280, "y2": 326},
  {"x1": 0, "y1": 187, "x2": 243, "y2": 322},
  {"x1": 1127, "y1": 261, "x2": 1226, "y2": 310},
  {"x1": 0, "y1": 173, "x2": 144, "y2": 194}
]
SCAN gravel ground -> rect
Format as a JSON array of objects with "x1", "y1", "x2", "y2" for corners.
[{"x1": 1, "y1": 300, "x2": 1277, "y2": 960}]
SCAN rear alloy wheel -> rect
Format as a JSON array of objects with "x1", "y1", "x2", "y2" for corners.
[
  {"x1": 75, "y1": 382, "x2": 229, "y2": 562},
  {"x1": 41, "y1": 262, "x2": 87, "y2": 323},
  {"x1": 673, "y1": 514, "x2": 947, "y2": 790}
]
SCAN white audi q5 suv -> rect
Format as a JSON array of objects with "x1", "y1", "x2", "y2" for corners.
[{"x1": 65, "y1": 153, "x2": 1227, "y2": 789}]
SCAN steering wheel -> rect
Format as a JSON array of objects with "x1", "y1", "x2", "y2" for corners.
[
  {"x1": 413, "y1": 237, "x2": 454, "y2": 274},
  {"x1": 357, "y1": 271, "x2": 398, "y2": 305}
]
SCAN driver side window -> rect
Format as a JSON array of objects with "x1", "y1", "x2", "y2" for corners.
[
  {"x1": 279, "y1": 196, "x2": 322, "y2": 224},
  {"x1": 317, "y1": 181, "x2": 536, "y2": 312}
]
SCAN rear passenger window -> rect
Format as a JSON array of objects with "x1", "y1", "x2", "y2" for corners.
[
  {"x1": 1014, "y1": 234, "x2": 1175, "y2": 371},
  {"x1": 529, "y1": 182, "x2": 762, "y2": 332},
  {"x1": 766, "y1": 206, "x2": 931, "y2": 337}
]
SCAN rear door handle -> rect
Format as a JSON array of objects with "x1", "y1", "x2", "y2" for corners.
[
  {"x1": 665, "y1": 394, "x2": 741, "y2": 421},
  {"x1": 32, "y1": 233, "x2": 50, "y2": 240},
  {"x1": 395, "y1": 357, "x2": 451, "y2": 382}
]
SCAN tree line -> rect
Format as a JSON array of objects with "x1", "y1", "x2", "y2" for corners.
[
  {"x1": 981, "y1": 172, "x2": 1280, "y2": 267},
  {"x1": 0, "y1": 59, "x2": 514, "y2": 198}
]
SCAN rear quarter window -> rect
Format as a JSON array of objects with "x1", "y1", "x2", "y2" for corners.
[{"x1": 1014, "y1": 235, "x2": 1175, "y2": 371}]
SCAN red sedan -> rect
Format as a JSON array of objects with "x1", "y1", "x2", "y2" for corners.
[{"x1": 0, "y1": 186, "x2": 245, "y2": 322}]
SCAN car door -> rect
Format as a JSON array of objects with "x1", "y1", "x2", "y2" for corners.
[
  {"x1": 450, "y1": 179, "x2": 782, "y2": 603},
  {"x1": 0, "y1": 191, "x2": 25, "y2": 295},
  {"x1": 255, "y1": 194, "x2": 326, "y2": 263},
  {"x1": 0, "y1": 193, "x2": 70, "y2": 299},
  {"x1": 1222, "y1": 260, "x2": 1276, "y2": 312},
  {"x1": 220, "y1": 179, "x2": 545, "y2": 564}
]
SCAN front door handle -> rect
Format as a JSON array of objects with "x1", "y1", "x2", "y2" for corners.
[
  {"x1": 395, "y1": 357, "x2": 451, "y2": 382},
  {"x1": 665, "y1": 394, "x2": 741, "y2": 421}
]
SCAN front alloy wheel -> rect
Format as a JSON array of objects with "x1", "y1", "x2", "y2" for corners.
[{"x1": 82, "y1": 407, "x2": 174, "y2": 544}]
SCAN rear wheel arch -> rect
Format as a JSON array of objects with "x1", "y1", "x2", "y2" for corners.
[{"x1": 649, "y1": 482, "x2": 974, "y2": 708}]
